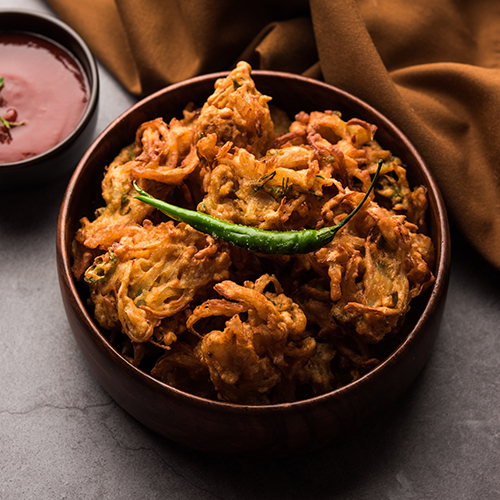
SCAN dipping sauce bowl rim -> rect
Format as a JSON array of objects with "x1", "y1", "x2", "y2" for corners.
[{"x1": 0, "y1": 8, "x2": 99, "y2": 169}]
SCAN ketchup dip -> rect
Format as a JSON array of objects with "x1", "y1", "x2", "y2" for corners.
[{"x1": 0, "y1": 33, "x2": 90, "y2": 164}]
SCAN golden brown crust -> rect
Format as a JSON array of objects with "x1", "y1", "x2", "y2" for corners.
[{"x1": 72, "y1": 61, "x2": 435, "y2": 404}]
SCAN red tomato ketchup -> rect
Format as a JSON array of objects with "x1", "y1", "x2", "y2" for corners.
[{"x1": 0, "y1": 33, "x2": 90, "y2": 164}]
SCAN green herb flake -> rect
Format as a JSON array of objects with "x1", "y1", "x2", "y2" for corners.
[
  {"x1": 253, "y1": 171, "x2": 276, "y2": 192},
  {"x1": 84, "y1": 251, "x2": 118, "y2": 284},
  {"x1": 0, "y1": 78, "x2": 26, "y2": 130}
]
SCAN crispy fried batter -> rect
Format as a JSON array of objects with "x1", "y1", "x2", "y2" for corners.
[
  {"x1": 187, "y1": 275, "x2": 310, "y2": 403},
  {"x1": 150, "y1": 342, "x2": 215, "y2": 398},
  {"x1": 132, "y1": 117, "x2": 199, "y2": 184},
  {"x1": 198, "y1": 143, "x2": 335, "y2": 231},
  {"x1": 74, "y1": 117, "x2": 198, "y2": 253},
  {"x1": 195, "y1": 61, "x2": 275, "y2": 158},
  {"x1": 73, "y1": 61, "x2": 435, "y2": 404},
  {"x1": 85, "y1": 220, "x2": 231, "y2": 343}
]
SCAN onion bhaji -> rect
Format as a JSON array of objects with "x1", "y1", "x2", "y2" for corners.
[{"x1": 73, "y1": 61, "x2": 435, "y2": 404}]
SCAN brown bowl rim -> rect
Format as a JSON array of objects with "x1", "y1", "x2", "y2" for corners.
[
  {"x1": 0, "y1": 8, "x2": 99, "y2": 170},
  {"x1": 57, "y1": 69, "x2": 451, "y2": 415}
]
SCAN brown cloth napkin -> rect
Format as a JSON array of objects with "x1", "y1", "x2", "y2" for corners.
[{"x1": 47, "y1": 0, "x2": 500, "y2": 269}]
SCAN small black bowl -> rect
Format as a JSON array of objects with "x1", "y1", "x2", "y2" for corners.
[{"x1": 0, "y1": 9, "x2": 99, "y2": 191}]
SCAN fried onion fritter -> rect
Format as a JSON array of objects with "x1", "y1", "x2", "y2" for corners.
[
  {"x1": 74, "y1": 117, "x2": 198, "y2": 254},
  {"x1": 186, "y1": 275, "x2": 310, "y2": 403},
  {"x1": 84, "y1": 220, "x2": 230, "y2": 343},
  {"x1": 72, "y1": 61, "x2": 436, "y2": 405},
  {"x1": 195, "y1": 61, "x2": 275, "y2": 158}
]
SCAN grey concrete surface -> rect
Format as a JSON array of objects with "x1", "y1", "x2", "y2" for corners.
[{"x1": 1, "y1": 1, "x2": 499, "y2": 498}]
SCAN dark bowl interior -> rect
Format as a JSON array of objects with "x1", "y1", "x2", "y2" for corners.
[
  {"x1": 0, "y1": 9, "x2": 99, "y2": 190},
  {"x1": 57, "y1": 71, "x2": 451, "y2": 456}
]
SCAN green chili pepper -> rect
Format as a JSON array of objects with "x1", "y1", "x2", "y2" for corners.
[{"x1": 133, "y1": 160, "x2": 382, "y2": 254}]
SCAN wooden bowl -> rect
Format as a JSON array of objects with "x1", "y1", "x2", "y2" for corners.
[
  {"x1": 56, "y1": 71, "x2": 450, "y2": 456},
  {"x1": 0, "y1": 9, "x2": 99, "y2": 191}
]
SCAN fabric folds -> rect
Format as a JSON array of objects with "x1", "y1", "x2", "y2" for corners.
[{"x1": 47, "y1": 0, "x2": 500, "y2": 268}]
